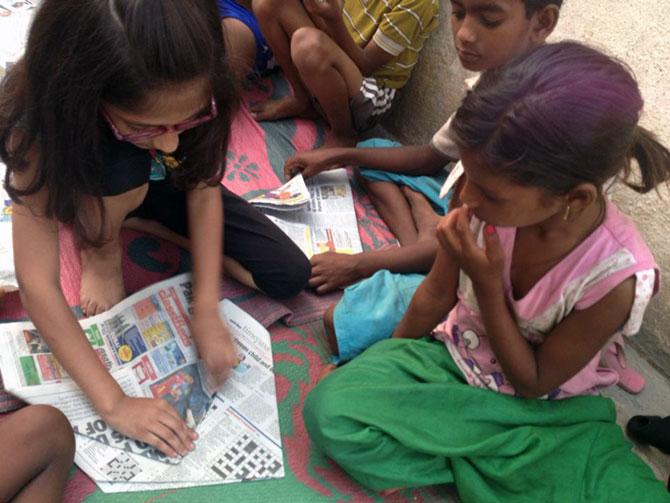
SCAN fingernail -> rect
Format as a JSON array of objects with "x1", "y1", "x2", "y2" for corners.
[
  {"x1": 190, "y1": 443, "x2": 196, "y2": 450},
  {"x1": 485, "y1": 224, "x2": 495, "y2": 236}
]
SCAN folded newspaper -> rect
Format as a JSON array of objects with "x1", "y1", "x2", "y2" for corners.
[
  {"x1": 0, "y1": 273, "x2": 284, "y2": 492},
  {"x1": 261, "y1": 169, "x2": 363, "y2": 258},
  {"x1": 249, "y1": 174, "x2": 310, "y2": 211}
]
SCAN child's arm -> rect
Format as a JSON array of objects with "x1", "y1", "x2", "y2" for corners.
[
  {"x1": 284, "y1": 143, "x2": 447, "y2": 180},
  {"x1": 185, "y1": 184, "x2": 237, "y2": 387},
  {"x1": 11, "y1": 152, "x2": 195, "y2": 458},
  {"x1": 392, "y1": 212, "x2": 460, "y2": 339},
  {"x1": 442, "y1": 206, "x2": 636, "y2": 398},
  {"x1": 304, "y1": 0, "x2": 394, "y2": 77}
]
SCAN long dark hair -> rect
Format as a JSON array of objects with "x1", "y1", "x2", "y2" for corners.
[
  {"x1": 0, "y1": 0, "x2": 238, "y2": 244},
  {"x1": 451, "y1": 41, "x2": 670, "y2": 195}
]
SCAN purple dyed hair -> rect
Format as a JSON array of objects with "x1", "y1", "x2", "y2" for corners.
[{"x1": 451, "y1": 41, "x2": 670, "y2": 195}]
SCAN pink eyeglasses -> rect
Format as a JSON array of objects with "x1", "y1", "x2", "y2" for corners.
[{"x1": 102, "y1": 97, "x2": 218, "y2": 143}]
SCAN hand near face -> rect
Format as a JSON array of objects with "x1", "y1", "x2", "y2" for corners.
[{"x1": 436, "y1": 205, "x2": 504, "y2": 289}]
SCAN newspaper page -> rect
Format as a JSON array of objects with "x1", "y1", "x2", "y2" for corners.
[
  {"x1": 0, "y1": 275, "x2": 216, "y2": 463},
  {"x1": 263, "y1": 169, "x2": 363, "y2": 258},
  {"x1": 249, "y1": 174, "x2": 310, "y2": 211},
  {"x1": 74, "y1": 298, "x2": 284, "y2": 492},
  {"x1": 0, "y1": 1, "x2": 38, "y2": 80},
  {"x1": 0, "y1": 274, "x2": 284, "y2": 490},
  {"x1": 0, "y1": 162, "x2": 17, "y2": 293}
]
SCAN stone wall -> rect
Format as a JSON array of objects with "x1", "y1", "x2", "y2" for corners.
[{"x1": 383, "y1": 0, "x2": 670, "y2": 376}]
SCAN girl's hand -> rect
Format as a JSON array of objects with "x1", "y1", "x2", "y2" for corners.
[
  {"x1": 284, "y1": 148, "x2": 341, "y2": 180},
  {"x1": 436, "y1": 205, "x2": 505, "y2": 289},
  {"x1": 191, "y1": 310, "x2": 237, "y2": 389},
  {"x1": 304, "y1": 0, "x2": 344, "y2": 22},
  {"x1": 103, "y1": 395, "x2": 197, "y2": 458}
]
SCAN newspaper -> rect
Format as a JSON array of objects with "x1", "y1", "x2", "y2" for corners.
[
  {"x1": 249, "y1": 174, "x2": 310, "y2": 211},
  {"x1": 0, "y1": 274, "x2": 284, "y2": 491},
  {"x1": 0, "y1": 163, "x2": 17, "y2": 293},
  {"x1": 263, "y1": 169, "x2": 363, "y2": 258}
]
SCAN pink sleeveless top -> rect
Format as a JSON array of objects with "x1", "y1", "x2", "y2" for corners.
[{"x1": 433, "y1": 201, "x2": 659, "y2": 399}]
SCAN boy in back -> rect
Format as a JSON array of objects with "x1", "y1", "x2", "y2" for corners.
[
  {"x1": 251, "y1": 0, "x2": 439, "y2": 146},
  {"x1": 285, "y1": 0, "x2": 565, "y2": 366}
]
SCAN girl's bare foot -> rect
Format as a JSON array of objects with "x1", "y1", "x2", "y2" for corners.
[
  {"x1": 250, "y1": 95, "x2": 311, "y2": 121},
  {"x1": 80, "y1": 243, "x2": 126, "y2": 316},
  {"x1": 380, "y1": 487, "x2": 404, "y2": 497},
  {"x1": 318, "y1": 363, "x2": 337, "y2": 382},
  {"x1": 401, "y1": 186, "x2": 440, "y2": 242}
]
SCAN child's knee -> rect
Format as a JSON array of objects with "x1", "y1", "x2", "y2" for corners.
[
  {"x1": 251, "y1": 0, "x2": 276, "y2": 19},
  {"x1": 29, "y1": 405, "x2": 75, "y2": 462},
  {"x1": 303, "y1": 380, "x2": 342, "y2": 441},
  {"x1": 257, "y1": 251, "x2": 310, "y2": 299},
  {"x1": 291, "y1": 27, "x2": 330, "y2": 71}
]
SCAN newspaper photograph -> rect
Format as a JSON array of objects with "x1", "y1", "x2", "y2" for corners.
[
  {"x1": 249, "y1": 173, "x2": 310, "y2": 211},
  {"x1": 262, "y1": 169, "x2": 363, "y2": 258},
  {"x1": 0, "y1": 0, "x2": 37, "y2": 80},
  {"x1": 0, "y1": 274, "x2": 285, "y2": 490},
  {"x1": 0, "y1": 163, "x2": 17, "y2": 293}
]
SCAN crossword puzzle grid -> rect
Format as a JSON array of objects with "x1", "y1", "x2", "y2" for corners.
[
  {"x1": 102, "y1": 452, "x2": 143, "y2": 482},
  {"x1": 211, "y1": 433, "x2": 282, "y2": 480}
]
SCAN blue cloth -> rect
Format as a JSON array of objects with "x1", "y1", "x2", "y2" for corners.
[
  {"x1": 357, "y1": 138, "x2": 450, "y2": 215},
  {"x1": 332, "y1": 270, "x2": 425, "y2": 363},
  {"x1": 216, "y1": 0, "x2": 274, "y2": 72}
]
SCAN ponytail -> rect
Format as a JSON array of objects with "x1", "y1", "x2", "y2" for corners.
[{"x1": 623, "y1": 126, "x2": 670, "y2": 194}]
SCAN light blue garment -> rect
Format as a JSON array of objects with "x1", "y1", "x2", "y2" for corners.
[
  {"x1": 357, "y1": 138, "x2": 450, "y2": 214},
  {"x1": 332, "y1": 270, "x2": 425, "y2": 363}
]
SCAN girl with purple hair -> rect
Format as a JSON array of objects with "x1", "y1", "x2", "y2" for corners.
[{"x1": 303, "y1": 41, "x2": 670, "y2": 500}]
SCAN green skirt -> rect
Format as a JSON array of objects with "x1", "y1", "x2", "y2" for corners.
[{"x1": 304, "y1": 338, "x2": 668, "y2": 502}]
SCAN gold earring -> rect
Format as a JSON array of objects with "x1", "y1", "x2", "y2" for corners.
[{"x1": 563, "y1": 205, "x2": 571, "y2": 222}]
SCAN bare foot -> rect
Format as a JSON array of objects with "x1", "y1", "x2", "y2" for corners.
[
  {"x1": 309, "y1": 252, "x2": 363, "y2": 294},
  {"x1": 80, "y1": 243, "x2": 126, "y2": 316},
  {"x1": 318, "y1": 363, "x2": 337, "y2": 382},
  {"x1": 380, "y1": 487, "x2": 405, "y2": 497},
  {"x1": 249, "y1": 95, "x2": 311, "y2": 121},
  {"x1": 402, "y1": 186, "x2": 440, "y2": 242},
  {"x1": 321, "y1": 134, "x2": 357, "y2": 149}
]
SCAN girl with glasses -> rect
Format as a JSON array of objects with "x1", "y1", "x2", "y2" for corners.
[{"x1": 0, "y1": 0, "x2": 310, "y2": 458}]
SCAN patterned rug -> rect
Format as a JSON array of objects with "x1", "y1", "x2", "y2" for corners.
[{"x1": 0, "y1": 74, "x2": 455, "y2": 500}]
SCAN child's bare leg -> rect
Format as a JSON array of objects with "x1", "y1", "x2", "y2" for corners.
[
  {"x1": 401, "y1": 186, "x2": 440, "y2": 242},
  {"x1": 318, "y1": 303, "x2": 339, "y2": 381},
  {"x1": 323, "y1": 303, "x2": 338, "y2": 354},
  {"x1": 251, "y1": 0, "x2": 315, "y2": 120},
  {"x1": 222, "y1": 18, "x2": 257, "y2": 82},
  {"x1": 79, "y1": 186, "x2": 148, "y2": 316},
  {"x1": 291, "y1": 27, "x2": 361, "y2": 147},
  {"x1": 359, "y1": 176, "x2": 418, "y2": 246},
  {"x1": 0, "y1": 405, "x2": 75, "y2": 502}
]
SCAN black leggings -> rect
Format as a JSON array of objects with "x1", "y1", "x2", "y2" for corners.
[{"x1": 128, "y1": 179, "x2": 311, "y2": 299}]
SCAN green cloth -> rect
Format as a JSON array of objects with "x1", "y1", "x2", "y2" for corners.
[{"x1": 304, "y1": 338, "x2": 669, "y2": 502}]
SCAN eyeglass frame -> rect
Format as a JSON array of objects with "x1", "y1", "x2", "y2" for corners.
[{"x1": 101, "y1": 96, "x2": 218, "y2": 143}]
